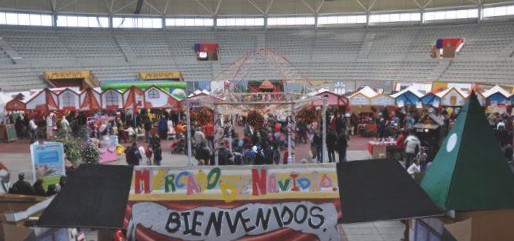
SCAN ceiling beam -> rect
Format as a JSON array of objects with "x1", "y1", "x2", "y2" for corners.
[
  {"x1": 300, "y1": 0, "x2": 315, "y2": 13},
  {"x1": 215, "y1": 0, "x2": 223, "y2": 15},
  {"x1": 49, "y1": 0, "x2": 57, "y2": 11},
  {"x1": 163, "y1": 0, "x2": 170, "y2": 14},
  {"x1": 102, "y1": 0, "x2": 113, "y2": 13},
  {"x1": 265, "y1": 0, "x2": 275, "y2": 14},
  {"x1": 316, "y1": 0, "x2": 325, "y2": 14},
  {"x1": 113, "y1": 0, "x2": 138, "y2": 14},
  {"x1": 56, "y1": 0, "x2": 81, "y2": 11},
  {"x1": 422, "y1": 0, "x2": 434, "y2": 9},
  {"x1": 134, "y1": 0, "x2": 143, "y2": 14},
  {"x1": 246, "y1": 0, "x2": 264, "y2": 14},
  {"x1": 143, "y1": 0, "x2": 163, "y2": 14},
  {"x1": 354, "y1": 0, "x2": 368, "y2": 12},
  {"x1": 411, "y1": 0, "x2": 423, "y2": 10},
  {"x1": 367, "y1": 0, "x2": 377, "y2": 12},
  {"x1": 193, "y1": 0, "x2": 214, "y2": 15}
]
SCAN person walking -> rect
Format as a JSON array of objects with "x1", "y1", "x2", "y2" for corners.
[
  {"x1": 157, "y1": 116, "x2": 168, "y2": 140},
  {"x1": 337, "y1": 131, "x2": 348, "y2": 162},
  {"x1": 126, "y1": 142, "x2": 142, "y2": 166},
  {"x1": 29, "y1": 117, "x2": 38, "y2": 143},
  {"x1": 150, "y1": 133, "x2": 162, "y2": 165},
  {"x1": 404, "y1": 130, "x2": 421, "y2": 168},
  {"x1": 143, "y1": 117, "x2": 153, "y2": 143},
  {"x1": 327, "y1": 128, "x2": 338, "y2": 163}
]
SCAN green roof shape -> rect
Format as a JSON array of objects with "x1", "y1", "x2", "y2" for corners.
[{"x1": 421, "y1": 92, "x2": 514, "y2": 211}]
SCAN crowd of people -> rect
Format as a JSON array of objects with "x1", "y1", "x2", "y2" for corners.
[{"x1": 9, "y1": 172, "x2": 67, "y2": 197}]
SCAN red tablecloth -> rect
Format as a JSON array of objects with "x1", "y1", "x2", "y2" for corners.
[{"x1": 367, "y1": 141, "x2": 397, "y2": 155}]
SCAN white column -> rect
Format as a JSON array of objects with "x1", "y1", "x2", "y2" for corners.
[
  {"x1": 322, "y1": 97, "x2": 328, "y2": 163},
  {"x1": 186, "y1": 101, "x2": 193, "y2": 166},
  {"x1": 287, "y1": 103, "x2": 296, "y2": 164},
  {"x1": 214, "y1": 104, "x2": 220, "y2": 166}
]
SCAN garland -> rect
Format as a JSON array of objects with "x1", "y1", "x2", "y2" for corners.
[
  {"x1": 297, "y1": 107, "x2": 321, "y2": 125},
  {"x1": 247, "y1": 110, "x2": 264, "y2": 128},
  {"x1": 191, "y1": 107, "x2": 214, "y2": 126}
]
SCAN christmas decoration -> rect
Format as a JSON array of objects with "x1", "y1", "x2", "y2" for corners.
[
  {"x1": 247, "y1": 110, "x2": 264, "y2": 128},
  {"x1": 191, "y1": 107, "x2": 213, "y2": 126},
  {"x1": 297, "y1": 107, "x2": 321, "y2": 124},
  {"x1": 81, "y1": 142, "x2": 100, "y2": 164}
]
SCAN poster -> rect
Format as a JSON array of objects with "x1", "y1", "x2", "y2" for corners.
[
  {"x1": 126, "y1": 164, "x2": 341, "y2": 241},
  {"x1": 30, "y1": 141, "x2": 65, "y2": 189}
]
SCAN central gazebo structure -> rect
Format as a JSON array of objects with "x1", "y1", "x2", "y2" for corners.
[{"x1": 183, "y1": 91, "x2": 327, "y2": 166}]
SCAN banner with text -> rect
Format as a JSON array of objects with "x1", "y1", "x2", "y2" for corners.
[{"x1": 127, "y1": 164, "x2": 341, "y2": 241}]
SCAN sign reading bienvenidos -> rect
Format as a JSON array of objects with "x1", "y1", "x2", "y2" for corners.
[{"x1": 127, "y1": 164, "x2": 341, "y2": 241}]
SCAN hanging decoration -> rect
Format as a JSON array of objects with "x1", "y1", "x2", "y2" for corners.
[
  {"x1": 190, "y1": 107, "x2": 213, "y2": 126},
  {"x1": 247, "y1": 110, "x2": 264, "y2": 128},
  {"x1": 297, "y1": 107, "x2": 321, "y2": 125}
]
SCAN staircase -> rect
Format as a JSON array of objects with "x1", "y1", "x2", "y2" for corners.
[
  {"x1": 427, "y1": 59, "x2": 451, "y2": 81},
  {"x1": 113, "y1": 35, "x2": 136, "y2": 62},
  {"x1": 357, "y1": 33, "x2": 375, "y2": 60},
  {"x1": 0, "y1": 37, "x2": 22, "y2": 64},
  {"x1": 498, "y1": 40, "x2": 514, "y2": 59}
]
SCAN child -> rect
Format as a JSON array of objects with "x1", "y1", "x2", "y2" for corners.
[{"x1": 145, "y1": 145, "x2": 153, "y2": 165}]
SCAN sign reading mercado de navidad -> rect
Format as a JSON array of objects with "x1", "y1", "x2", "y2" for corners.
[{"x1": 126, "y1": 164, "x2": 341, "y2": 241}]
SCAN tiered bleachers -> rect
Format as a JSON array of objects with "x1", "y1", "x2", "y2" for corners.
[{"x1": 0, "y1": 21, "x2": 513, "y2": 91}]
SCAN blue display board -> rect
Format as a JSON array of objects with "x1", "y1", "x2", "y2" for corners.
[{"x1": 30, "y1": 141, "x2": 65, "y2": 189}]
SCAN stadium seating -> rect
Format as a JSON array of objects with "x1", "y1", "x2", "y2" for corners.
[{"x1": 0, "y1": 21, "x2": 513, "y2": 91}]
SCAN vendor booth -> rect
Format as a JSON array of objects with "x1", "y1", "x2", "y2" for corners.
[
  {"x1": 57, "y1": 88, "x2": 80, "y2": 111},
  {"x1": 421, "y1": 92, "x2": 441, "y2": 107},
  {"x1": 79, "y1": 88, "x2": 101, "y2": 111},
  {"x1": 43, "y1": 70, "x2": 99, "y2": 90},
  {"x1": 391, "y1": 86, "x2": 423, "y2": 107},
  {"x1": 413, "y1": 113, "x2": 444, "y2": 160},
  {"x1": 348, "y1": 86, "x2": 377, "y2": 112},
  {"x1": 25, "y1": 88, "x2": 58, "y2": 111},
  {"x1": 436, "y1": 87, "x2": 468, "y2": 107},
  {"x1": 143, "y1": 86, "x2": 181, "y2": 109},
  {"x1": 123, "y1": 86, "x2": 145, "y2": 110},
  {"x1": 370, "y1": 94, "x2": 395, "y2": 107},
  {"x1": 482, "y1": 85, "x2": 510, "y2": 106},
  {"x1": 101, "y1": 89, "x2": 123, "y2": 110}
]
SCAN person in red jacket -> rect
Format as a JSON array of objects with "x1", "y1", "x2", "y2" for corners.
[{"x1": 204, "y1": 122, "x2": 215, "y2": 151}]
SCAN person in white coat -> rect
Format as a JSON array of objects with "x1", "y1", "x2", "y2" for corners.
[{"x1": 404, "y1": 130, "x2": 421, "y2": 169}]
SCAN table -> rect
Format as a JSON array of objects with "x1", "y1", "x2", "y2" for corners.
[{"x1": 367, "y1": 141, "x2": 397, "y2": 159}]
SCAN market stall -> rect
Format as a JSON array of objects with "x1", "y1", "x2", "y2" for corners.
[
  {"x1": 101, "y1": 89, "x2": 123, "y2": 110},
  {"x1": 391, "y1": 86, "x2": 423, "y2": 107},
  {"x1": 347, "y1": 86, "x2": 377, "y2": 113},
  {"x1": 25, "y1": 88, "x2": 58, "y2": 111},
  {"x1": 56, "y1": 88, "x2": 80, "y2": 111},
  {"x1": 143, "y1": 86, "x2": 181, "y2": 109},
  {"x1": 79, "y1": 88, "x2": 102, "y2": 111},
  {"x1": 482, "y1": 85, "x2": 510, "y2": 106},
  {"x1": 122, "y1": 86, "x2": 145, "y2": 110},
  {"x1": 421, "y1": 92, "x2": 441, "y2": 108},
  {"x1": 436, "y1": 87, "x2": 468, "y2": 107}
]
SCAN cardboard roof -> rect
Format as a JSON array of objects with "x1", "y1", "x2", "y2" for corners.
[
  {"x1": 436, "y1": 87, "x2": 468, "y2": 99},
  {"x1": 348, "y1": 86, "x2": 378, "y2": 98},
  {"x1": 338, "y1": 159, "x2": 442, "y2": 223},
  {"x1": 482, "y1": 85, "x2": 510, "y2": 98},
  {"x1": 421, "y1": 92, "x2": 514, "y2": 211},
  {"x1": 39, "y1": 165, "x2": 133, "y2": 229},
  {"x1": 391, "y1": 86, "x2": 424, "y2": 98}
]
